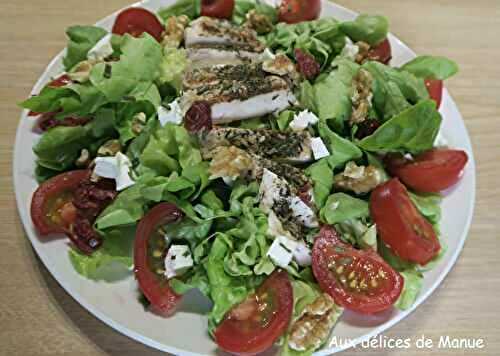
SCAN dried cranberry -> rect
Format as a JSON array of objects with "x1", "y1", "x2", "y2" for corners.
[
  {"x1": 355, "y1": 119, "x2": 381, "y2": 139},
  {"x1": 294, "y1": 48, "x2": 320, "y2": 80},
  {"x1": 70, "y1": 215, "x2": 103, "y2": 254},
  {"x1": 38, "y1": 114, "x2": 92, "y2": 131},
  {"x1": 184, "y1": 101, "x2": 212, "y2": 133}
]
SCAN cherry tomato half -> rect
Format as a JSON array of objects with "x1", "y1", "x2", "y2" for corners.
[
  {"x1": 425, "y1": 79, "x2": 443, "y2": 108},
  {"x1": 312, "y1": 225, "x2": 403, "y2": 314},
  {"x1": 367, "y1": 38, "x2": 392, "y2": 64},
  {"x1": 279, "y1": 0, "x2": 321, "y2": 24},
  {"x1": 112, "y1": 8, "x2": 164, "y2": 42},
  {"x1": 31, "y1": 170, "x2": 89, "y2": 235},
  {"x1": 214, "y1": 270, "x2": 293, "y2": 355},
  {"x1": 134, "y1": 203, "x2": 184, "y2": 316},
  {"x1": 385, "y1": 148, "x2": 468, "y2": 193},
  {"x1": 201, "y1": 0, "x2": 235, "y2": 19},
  {"x1": 370, "y1": 178, "x2": 441, "y2": 265}
]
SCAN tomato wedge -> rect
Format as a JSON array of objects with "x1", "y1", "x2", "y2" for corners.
[
  {"x1": 31, "y1": 170, "x2": 89, "y2": 235},
  {"x1": 201, "y1": 0, "x2": 235, "y2": 19},
  {"x1": 134, "y1": 202, "x2": 184, "y2": 316},
  {"x1": 214, "y1": 270, "x2": 293, "y2": 355},
  {"x1": 425, "y1": 78, "x2": 443, "y2": 108},
  {"x1": 112, "y1": 8, "x2": 164, "y2": 42},
  {"x1": 367, "y1": 38, "x2": 392, "y2": 64},
  {"x1": 312, "y1": 225, "x2": 403, "y2": 314},
  {"x1": 385, "y1": 148, "x2": 468, "y2": 193},
  {"x1": 279, "y1": 0, "x2": 321, "y2": 24},
  {"x1": 370, "y1": 178, "x2": 441, "y2": 265}
]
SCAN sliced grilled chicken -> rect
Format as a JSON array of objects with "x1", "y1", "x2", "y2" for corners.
[
  {"x1": 202, "y1": 127, "x2": 313, "y2": 163},
  {"x1": 187, "y1": 43, "x2": 262, "y2": 68},
  {"x1": 207, "y1": 146, "x2": 311, "y2": 191},
  {"x1": 182, "y1": 63, "x2": 296, "y2": 123},
  {"x1": 184, "y1": 17, "x2": 265, "y2": 53}
]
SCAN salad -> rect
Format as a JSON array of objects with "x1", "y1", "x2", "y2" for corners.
[{"x1": 21, "y1": 0, "x2": 469, "y2": 354}]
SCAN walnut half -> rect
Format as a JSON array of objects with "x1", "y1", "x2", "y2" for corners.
[
  {"x1": 334, "y1": 161, "x2": 386, "y2": 195},
  {"x1": 288, "y1": 293, "x2": 343, "y2": 352}
]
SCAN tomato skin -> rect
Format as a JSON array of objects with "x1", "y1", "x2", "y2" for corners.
[
  {"x1": 370, "y1": 178, "x2": 441, "y2": 265},
  {"x1": 31, "y1": 170, "x2": 89, "y2": 235},
  {"x1": 201, "y1": 0, "x2": 235, "y2": 19},
  {"x1": 386, "y1": 149, "x2": 468, "y2": 193},
  {"x1": 112, "y1": 8, "x2": 164, "y2": 42},
  {"x1": 214, "y1": 270, "x2": 293, "y2": 355},
  {"x1": 425, "y1": 78, "x2": 443, "y2": 108},
  {"x1": 279, "y1": 0, "x2": 321, "y2": 24},
  {"x1": 367, "y1": 38, "x2": 392, "y2": 64},
  {"x1": 134, "y1": 203, "x2": 184, "y2": 316},
  {"x1": 312, "y1": 226, "x2": 403, "y2": 314}
]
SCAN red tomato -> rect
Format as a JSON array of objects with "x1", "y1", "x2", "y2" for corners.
[
  {"x1": 214, "y1": 270, "x2": 293, "y2": 355},
  {"x1": 367, "y1": 38, "x2": 392, "y2": 64},
  {"x1": 370, "y1": 178, "x2": 441, "y2": 265},
  {"x1": 279, "y1": 0, "x2": 321, "y2": 24},
  {"x1": 28, "y1": 74, "x2": 72, "y2": 117},
  {"x1": 312, "y1": 226, "x2": 403, "y2": 314},
  {"x1": 201, "y1": 0, "x2": 235, "y2": 19},
  {"x1": 31, "y1": 170, "x2": 89, "y2": 235},
  {"x1": 134, "y1": 203, "x2": 184, "y2": 316},
  {"x1": 385, "y1": 149, "x2": 468, "y2": 193},
  {"x1": 425, "y1": 79, "x2": 443, "y2": 108},
  {"x1": 112, "y1": 8, "x2": 164, "y2": 42}
]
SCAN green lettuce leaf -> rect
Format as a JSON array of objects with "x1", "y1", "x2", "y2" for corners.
[
  {"x1": 90, "y1": 34, "x2": 163, "y2": 102},
  {"x1": 158, "y1": 48, "x2": 189, "y2": 93},
  {"x1": 318, "y1": 121, "x2": 363, "y2": 169},
  {"x1": 357, "y1": 100, "x2": 442, "y2": 154},
  {"x1": 305, "y1": 158, "x2": 333, "y2": 209},
  {"x1": 320, "y1": 193, "x2": 369, "y2": 224},
  {"x1": 63, "y1": 25, "x2": 107, "y2": 70},
  {"x1": 69, "y1": 226, "x2": 135, "y2": 280},
  {"x1": 300, "y1": 59, "x2": 359, "y2": 131},
  {"x1": 266, "y1": 18, "x2": 346, "y2": 67},
  {"x1": 340, "y1": 14, "x2": 389, "y2": 46},
  {"x1": 158, "y1": 0, "x2": 200, "y2": 20},
  {"x1": 409, "y1": 192, "x2": 442, "y2": 225},
  {"x1": 394, "y1": 270, "x2": 423, "y2": 310},
  {"x1": 232, "y1": 0, "x2": 278, "y2": 25},
  {"x1": 401, "y1": 55, "x2": 459, "y2": 80}
]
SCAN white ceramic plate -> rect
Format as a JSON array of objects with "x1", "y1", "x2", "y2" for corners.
[{"x1": 13, "y1": 1, "x2": 476, "y2": 354}]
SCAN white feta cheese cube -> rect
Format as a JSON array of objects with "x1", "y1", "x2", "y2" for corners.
[
  {"x1": 289, "y1": 110, "x2": 319, "y2": 132},
  {"x1": 262, "y1": 0, "x2": 282, "y2": 8},
  {"x1": 158, "y1": 99, "x2": 183, "y2": 126},
  {"x1": 93, "y1": 152, "x2": 135, "y2": 191},
  {"x1": 341, "y1": 37, "x2": 360, "y2": 61},
  {"x1": 310, "y1": 137, "x2": 330, "y2": 160},
  {"x1": 293, "y1": 242, "x2": 312, "y2": 267},
  {"x1": 267, "y1": 235, "x2": 297, "y2": 268},
  {"x1": 87, "y1": 33, "x2": 113, "y2": 61},
  {"x1": 288, "y1": 196, "x2": 319, "y2": 228},
  {"x1": 164, "y1": 245, "x2": 193, "y2": 279}
]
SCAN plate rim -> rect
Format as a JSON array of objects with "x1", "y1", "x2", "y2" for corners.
[{"x1": 13, "y1": 1, "x2": 477, "y2": 355}]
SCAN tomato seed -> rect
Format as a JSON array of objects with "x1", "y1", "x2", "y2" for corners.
[
  {"x1": 336, "y1": 265, "x2": 344, "y2": 274},
  {"x1": 348, "y1": 271, "x2": 355, "y2": 280}
]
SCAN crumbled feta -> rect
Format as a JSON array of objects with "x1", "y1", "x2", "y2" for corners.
[
  {"x1": 158, "y1": 99, "x2": 183, "y2": 126},
  {"x1": 310, "y1": 137, "x2": 330, "y2": 160},
  {"x1": 262, "y1": 0, "x2": 282, "y2": 8},
  {"x1": 293, "y1": 242, "x2": 312, "y2": 267},
  {"x1": 289, "y1": 196, "x2": 319, "y2": 228},
  {"x1": 289, "y1": 110, "x2": 319, "y2": 132},
  {"x1": 341, "y1": 37, "x2": 359, "y2": 61},
  {"x1": 260, "y1": 48, "x2": 276, "y2": 61},
  {"x1": 267, "y1": 235, "x2": 297, "y2": 268},
  {"x1": 222, "y1": 176, "x2": 235, "y2": 186},
  {"x1": 93, "y1": 152, "x2": 135, "y2": 191},
  {"x1": 164, "y1": 245, "x2": 193, "y2": 279},
  {"x1": 87, "y1": 33, "x2": 113, "y2": 61}
]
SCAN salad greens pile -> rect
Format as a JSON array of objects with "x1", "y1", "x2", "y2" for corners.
[{"x1": 21, "y1": 1, "x2": 461, "y2": 354}]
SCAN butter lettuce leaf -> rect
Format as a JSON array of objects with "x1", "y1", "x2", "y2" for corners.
[
  {"x1": 340, "y1": 14, "x2": 389, "y2": 46},
  {"x1": 401, "y1": 55, "x2": 459, "y2": 80},
  {"x1": 63, "y1": 25, "x2": 107, "y2": 70}
]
